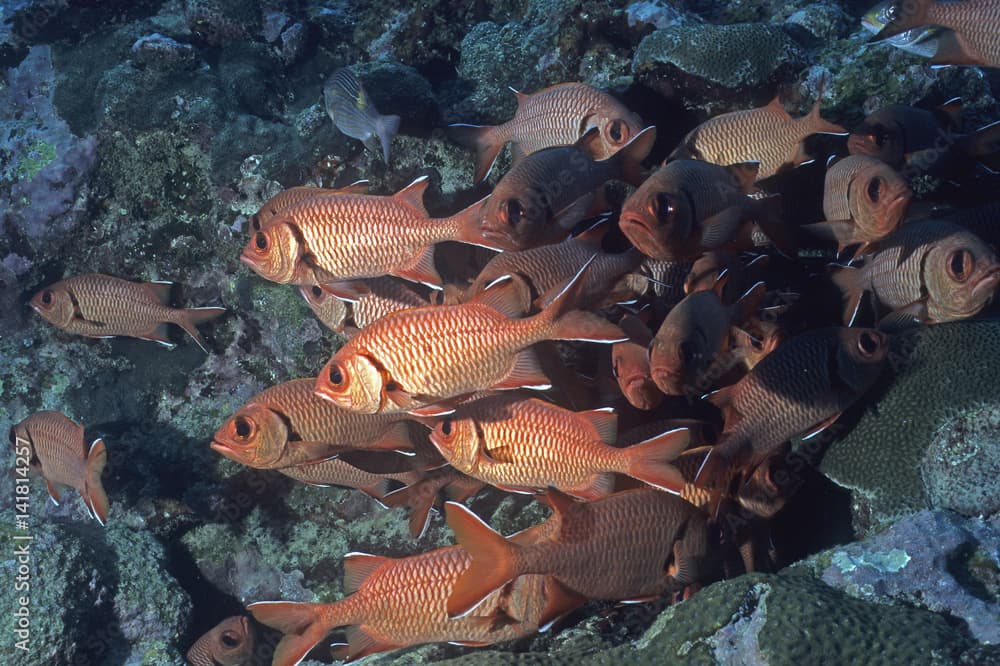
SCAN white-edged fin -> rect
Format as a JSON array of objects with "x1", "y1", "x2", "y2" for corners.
[
  {"x1": 578, "y1": 407, "x2": 618, "y2": 444},
  {"x1": 493, "y1": 348, "x2": 552, "y2": 391}
]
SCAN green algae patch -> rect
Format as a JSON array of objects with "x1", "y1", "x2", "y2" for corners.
[{"x1": 831, "y1": 548, "x2": 911, "y2": 574}]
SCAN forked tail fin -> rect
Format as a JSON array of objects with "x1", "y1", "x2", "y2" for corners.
[
  {"x1": 248, "y1": 600, "x2": 351, "y2": 666},
  {"x1": 445, "y1": 502, "x2": 523, "y2": 618}
]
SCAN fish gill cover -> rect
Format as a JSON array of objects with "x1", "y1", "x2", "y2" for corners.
[{"x1": 1, "y1": 0, "x2": 999, "y2": 664}]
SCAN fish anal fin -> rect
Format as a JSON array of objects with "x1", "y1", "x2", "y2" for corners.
[
  {"x1": 579, "y1": 407, "x2": 618, "y2": 444},
  {"x1": 800, "y1": 412, "x2": 841, "y2": 441},
  {"x1": 392, "y1": 246, "x2": 442, "y2": 289},
  {"x1": 84, "y1": 437, "x2": 109, "y2": 525},
  {"x1": 542, "y1": 487, "x2": 579, "y2": 518},
  {"x1": 139, "y1": 322, "x2": 177, "y2": 349},
  {"x1": 45, "y1": 478, "x2": 63, "y2": 505},
  {"x1": 493, "y1": 347, "x2": 552, "y2": 391},
  {"x1": 343, "y1": 552, "x2": 391, "y2": 594},
  {"x1": 570, "y1": 472, "x2": 615, "y2": 500},
  {"x1": 392, "y1": 176, "x2": 430, "y2": 217},
  {"x1": 539, "y1": 577, "x2": 586, "y2": 631}
]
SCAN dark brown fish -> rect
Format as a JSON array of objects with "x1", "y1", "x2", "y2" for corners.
[
  {"x1": 186, "y1": 615, "x2": 255, "y2": 666},
  {"x1": 449, "y1": 82, "x2": 644, "y2": 183},
  {"x1": 381, "y1": 465, "x2": 487, "y2": 538},
  {"x1": 683, "y1": 252, "x2": 770, "y2": 302},
  {"x1": 868, "y1": 0, "x2": 1000, "y2": 67},
  {"x1": 670, "y1": 93, "x2": 847, "y2": 179},
  {"x1": 696, "y1": 327, "x2": 889, "y2": 491},
  {"x1": 847, "y1": 102, "x2": 961, "y2": 169},
  {"x1": 446, "y1": 487, "x2": 714, "y2": 616},
  {"x1": 618, "y1": 160, "x2": 786, "y2": 261},
  {"x1": 30, "y1": 274, "x2": 224, "y2": 351},
  {"x1": 831, "y1": 219, "x2": 1000, "y2": 325},
  {"x1": 10, "y1": 411, "x2": 109, "y2": 524},
  {"x1": 476, "y1": 127, "x2": 656, "y2": 250}
]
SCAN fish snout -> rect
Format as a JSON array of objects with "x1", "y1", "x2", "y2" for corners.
[{"x1": 971, "y1": 264, "x2": 1000, "y2": 301}]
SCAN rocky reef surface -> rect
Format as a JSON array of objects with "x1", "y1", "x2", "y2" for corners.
[{"x1": 1, "y1": 0, "x2": 999, "y2": 664}]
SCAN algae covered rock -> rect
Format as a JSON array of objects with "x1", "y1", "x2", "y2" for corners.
[
  {"x1": 820, "y1": 320, "x2": 1000, "y2": 528},
  {"x1": 922, "y1": 403, "x2": 1000, "y2": 517}
]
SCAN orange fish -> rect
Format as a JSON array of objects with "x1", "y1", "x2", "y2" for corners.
[
  {"x1": 251, "y1": 182, "x2": 370, "y2": 232},
  {"x1": 10, "y1": 411, "x2": 109, "y2": 524},
  {"x1": 275, "y1": 452, "x2": 421, "y2": 500},
  {"x1": 314, "y1": 259, "x2": 626, "y2": 414},
  {"x1": 321, "y1": 277, "x2": 432, "y2": 330},
  {"x1": 30, "y1": 274, "x2": 224, "y2": 351},
  {"x1": 381, "y1": 465, "x2": 487, "y2": 538},
  {"x1": 299, "y1": 284, "x2": 349, "y2": 333},
  {"x1": 611, "y1": 315, "x2": 663, "y2": 411},
  {"x1": 240, "y1": 176, "x2": 509, "y2": 289},
  {"x1": 211, "y1": 379, "x2": 420, "y2": 470},
  {"x1": 446, "y1": 487, "x2": 714, "y2": 617},
  {"x1": 670, "y1": 91, "x2": 846, "y2": 179},
  {"x1": 186, "y1": 615, "x2": 255, "y2": 666},
  {"x1": 475, "y1": 127, "x2": 656, "y2": 251},
  {"x1": 248, "y1": 546, "x2": 553, "y2": 666},
  {"x1": 428, "y1": 394, "x2": 689, "y2": 498},
  {"x1": 618, "y1": 160, "x2": 786, "y2": 261},
  {"x1": 449, "y1": 82, "x2": 644, "y2": 183},
  {"x1": 867, "y1": 0, "x2": 1000, "y2": 67}
]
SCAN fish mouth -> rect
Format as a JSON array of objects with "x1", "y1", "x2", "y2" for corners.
[
  {"x1": 619, "y1": 214, "x2": 673, "y2": 260},
  {"x1": 480, "y1": 227, "x2": 519, "y2": 250},
  {"x1": 883, "y1": 191, "x2": 911, "y2": 228},
  {"x1": 210, "y1": 440, "x2": 241, "y2": 462},
  {"x1": 971, "y1": 267, "x2": 1000, "y2": 301},
  {"x1": 624, "y1": 376, "x2": 662, "y2": 410},
  {"x1": 650, "y1": 367, "x2": 684, "y2": 396}
]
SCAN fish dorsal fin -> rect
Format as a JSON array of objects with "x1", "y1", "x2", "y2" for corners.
[
  {"x1": 711, "y1": 269, "x2": 731, "y2": 299},
  {"x1": 704, "y1": 384, "x2": 739, "y2": 428},
  {"x1": 934, "y1": 97, "x2": 963, "y2": 132},
  {"x1": 342, "y1": 552, "x2": 391, "y2": 594},
  {"x1": 392, "y1": 176, "x2": 430, "y2": 217},
  {"x1": 470, "y1": 275, "x2": 531, "y2": 319},
  {"x1": 573, "y1": 217, "x2": 609, "y2": 245},
  {"x1": 765, "y1": 95, "x2": 790, "y2": 119},
  {"x1": 511, "y1": 86, "x2": 528, "y2": 108},
  {"x1": 725, "y1": 162, "x2": 761, "y2": 194},
  {"x1": 144, "y1": 281, "x2": 173, "y2": 305},
  {"x1": 578, "y1": 407, "x2": 618, "y2": 444}
]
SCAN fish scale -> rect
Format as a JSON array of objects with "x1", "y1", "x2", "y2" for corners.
[
  {"x1": 16, "y1": 411, "x2": 88, "y2": 486},
  {"x1": 927, "y1": 0, "x2": 1000, "y2": 65},
  {"x1": 352, "y1": 278, "x2": 429, "y2": 329},
  {"x1": 278, "y1": 457, "x2": 416, "y2": 489},
  {"x1": 823, "y1": 155, "x2": 866, "y2": 221},
  {"x1": 54, "y1": 275, "x2": 183, "y2": 335}
]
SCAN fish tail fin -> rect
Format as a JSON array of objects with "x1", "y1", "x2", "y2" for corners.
[
  {"x1": 179, "y1": 307, "x2": 226, "y2": 352},
  {"x1": 830, "y1": 263, "x2": 865, "y2": 325},
  {"x1": 84, "y1": 438, "x2": 109, "y2": 525},
  {"x1": 622, "y1": 428, "x2": 690, "y2": 493},
  {"x1": 539, "y1": 257, "x2": 628, "y2": 343},
  {"x1": 248, "y1": 600, "x2": 349, "y2": 666},
  {"x1": 376, "y1": 114, "x2": 401, "y2": 163},
  {"x1": 447, "y1": 123, "x2": 503, "y2": 183},
  {"x1": 614, "y1": 126, "x2": 657, "y2": 187},
  {"x1": 445, "y1": 502, "x2": 521, "y2": 618}
]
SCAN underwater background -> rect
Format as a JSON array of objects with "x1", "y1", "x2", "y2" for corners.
[{"x1": 2, "y1": 0, "x2": 1000, "y2": 664}]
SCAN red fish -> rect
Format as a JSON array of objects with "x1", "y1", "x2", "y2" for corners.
[
  {"x1": 10, "y1": 411, "x2": 109, "y2": 524},
  {"x1": 867, "y1": 0, "x2": 1000, "y2": 67},
  {"x1": 186, "y1": 615, "x2": 255, "y2": 666},
  {"x1": 251, "y1": 182, "x2": 370, "y2": 232},
  {"x1": 611, "y1": 314, "x2": 663, "y2": 411},
  {"x1": 30, "y1": 274, "x2": 224, "y2": 351}
]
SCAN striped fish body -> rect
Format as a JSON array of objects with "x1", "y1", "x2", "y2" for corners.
[
  {"x1": 277, "y1": 456, "x2": 418, "y2": 493},
  {"x1": 30, "y1": 273, "x2": 222, "y2": 350},
  {"x1": 822, "y1": 155, "x2": 910, "y2": 245},
  {"x1": 672, "y1": 97, "x2": 846, "y2": 179},
  {"x1": 252, "y1": 182, "x2": 369, "y2": 231},
  {"x1": 349, "y1": 277, "x2": 431, "y2": 329},
  {"x1": 874, "y1": 0, "x2": 1000, "y2": 67},
  {"x1": 186, "y1": 616, "x2": 254, "y2": 666}
]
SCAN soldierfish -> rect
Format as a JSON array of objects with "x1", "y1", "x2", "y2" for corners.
[
  {"x1": 314, "y1": 259, "x2": 626, "y2": 415},
  {"x1": 831, "y1": 220, "x2": 1000, "y2": 326},
  {"x1": 862, "y1": 0, "x2": 943, "y2": 58},
  {"x1": 241, "y1": 176, "x2": 510, "y2": 289},
  {"x1": 299, "y1": 284, "x2": 349, "y2": 333},
  {"x1": 428, "y1": 394, "x2": 690, "y2": 498},
  {"x1": 30, "y1": 274, "x2": 224, "y2": 352},
  {"x1": 249, "y1": 546, "x2": 553, "y2": 666},
  {"x1": 446, "y1": 487, "x2": 714, "y2": 617},
  {"x1": 649, "y1": 279, "x2": 766, "y2": 396},
  {"x1": 618, "y1": 160, "x2": 786, "y2": 261},
  {"x1": 275, "y1": 452, "x2": 421, "y2": 500},
  {"x1": 251, "y1": 182, "x2": 370, "y2": 232},
  {"x1": 866, "y1": 0, "x2": 1000, "y2": 68},
  {"x1": 321, "y1": 276, "x2": 432, "y2": 330},
  {"x1": 211, "y1": 379, "x2": 420, "y2": 469},
  {"x1": 611, "y1": 315, "x2": 663, "y2": 411},
  {"x1": 670, "y1": 91, "x2": 846, "y2": 180},
  {"x1": 803, "y1": 154, "x2": 911, "y2": 253},
  {"x1": 449, "y1": 82, "x2": 644, "y2": 183},
  {"x1": 381, "y1": 465, "x2": 488, "y2": 538},
  {"x1": 475, "y1": 126, "x2": 656, "y2": 250},
  {"x1": 324, "y1": 68, "x2": 400, "y2": 163},
  {"x1": 695, "y1": 327, "x2": 890, "y2": 491},
  {"x1": 185, "y1": 616, "x2": 255, "y2": 666},
  {"x1": 10, "y1": 411, "x2": 109, "y2": 524}
]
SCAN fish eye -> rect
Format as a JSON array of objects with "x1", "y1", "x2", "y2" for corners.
[
  {"x1": 220, "y1": 630, "x2": 241, "y2": 648},
  {"x1": 505, "y1": 199, "x2": 523, "y2": 226},
  {"x1": 441, "y1": 419, "x2": 452, "y2": 436},
  {"x1": 608, "y1": 119, "x2": 625, "y2": 143},
  {"x1": 654, "y1": 193, "x2": 675, "y2": 224},
  {"x1": 329, "y1": 364, "x2": 345, "y2": 386},
  {"x1": 233, "y1": 416, "x2": 254, "y2": 440},
  {"x1": 255, "y1": 232, "x2": 269, "y2": 251},
  {"x1": 41, "y1": 290, "x2": 53, "y2": 305},
  {"x1": 311, "y1": 285, "x2": 323, "y2": 297},
  {"x1": 947, "y1": 249, "x2": 974, "y2": 283},
  {"x1": 857, "y1": 331, "x2": 882, "y2": 356},
  {"x1": 250, "y1": 215, "x2": 261, "y2": 232},
  {"x1": 866, "y1": 177, "x2": 881, "y2": 203}
]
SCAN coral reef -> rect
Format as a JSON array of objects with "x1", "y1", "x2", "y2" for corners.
[{"x1": 922, "y1": 404, "x2": 1000, "y2": 518}]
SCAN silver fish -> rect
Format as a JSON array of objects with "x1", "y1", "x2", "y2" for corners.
[
  {"x1": 861, "y1": 1, "x2": 942, "y2": 59},
  {"x1": 324, "y1": 68, "x2": 400, "y2": 163}
]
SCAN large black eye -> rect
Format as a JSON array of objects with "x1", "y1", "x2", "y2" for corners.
[
  {"x1": 329, "y1": 365, "x2": 344, "y2": 386},
  {"x1": 255, "y1": 232, "x2": 268, "y2": 250},
  {"x1": 654, "y1": 193, "x2": 675, "y2": 225},
  {"x1": 874, "y1": 127, "x2": 889, "y2": 148},
  {"x1": 857, "y1": 331, "x2": 881, "y2": 356},
  {"x1": 441, "y1": 419, "x2": 452, "y2": 436},
  {"x1": 608, "y1": 119, "x2": 624, "y2": 143},
  {"x1": 311, "y1": 285, "x2": 323, "y2": 297},
  {"x1": 866, "y1": 176, "x2": 881, "y2": 203},
  {"x1": 234, "y1": 416, "x2": 252, "y2": 439},
  {"x1": 679, "y1": 340, "x2": 699, "y2": 365},
  {"x1": 505, "y1": 199, "x2": 523, "y2": 226},
  {"x1": 220, "y1": 630, "x2": 241, "y2": 648},
  {"x1": 947, "y1": 249, "x2": 974, "y2": 283},
  {"x1": 41, "y1": 290, "x2": 53, "y2": 305}
]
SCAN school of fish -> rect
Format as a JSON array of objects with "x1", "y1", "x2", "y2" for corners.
[{"x1": 12, "y1": 4, "x2": 1000, "y2": 663}]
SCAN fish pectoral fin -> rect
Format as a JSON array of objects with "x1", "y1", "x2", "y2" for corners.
[
  {"x1": 391, "y1": 246, "x2": 443, "y2": 289},
  {"x1": 44, "y1": 478, "x2": 64, "y2": 505},
  {"x1": 698, "y1": 207, "x2": 746, "y2": 249},
  {"x1": 344, "y1": 625, "x2": 402, "y2": 661},
  {"x1": 802, "y1": 220, "x2": 856, "y2": 246},
  {"x1": 553, "y1": 192, "x2": 595, "y2": 231},
  {"x1": 383, "y1": 381, "x2": 418, "y2": 409},
  {"x1": 481, "y1": 445, "x2": 516, "y2": 464},
  {"x1": 878, "y1": 305, "x2": 926, "y2": 333},
  {"x1": 287, "y1": 441, "x2": 342, "y2": 463},
  {"x1": 800, "y1": 412, "x2": 841, "y2": 441},
  {"x1": 493, "y1": 348, "x2": 552, "y2": 391},
  {"x1": 321, "y1": 280, "x2": 371, "y2": 303}
]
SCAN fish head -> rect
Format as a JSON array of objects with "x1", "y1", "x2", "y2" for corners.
[
  {"x1": 619, "y1": 181, "x2": 693, "y2": 261},
  {"x1": 480, "y1": 190, "x2": 548, "y2": 250},
  {"x1": 189, "y1": 616, "x2": 254, "y2": 666},
  {"x1": 211, "y1": 404, "x2": 290, "y2": 468},
  {"x1": 648, "y1": 333, "x2": 690, "y2": 397},
  {"x1": 684, "y1": 252, "x2": 727, "y2": 295},
  {"x1": 612, "y1": 340, "x2": 663, "y2": 410},
  {"x1": 847, "y1": 159, "x2": 911, "y2": 243},
  {"x1": 848, "y1": 117, "x2": 905, "y2": 167},
  {"x1": 240, "y1": 223, "x2": 302, "y2": 284},
  {"x1": 299, "y1": 285, "x2": 348, "y2": 331},
  {"x1": 429, "y1": 415, "x2": 477, "y2": 468},
  {"x1": 926, "y1": 236, "x2": 1000, "y2": 321},
  {"x1": 835, "y1": 328, "x2": 891, "y2": 392},
  {"x1": 315, "y1": 352, "x2": 385, "y2": 414},
  {"x1": 30, "y1": 284, "x2": 76, "y2": 329},
  {"x1": 736, "y1": 454, "x2": 791, "y2": 518}
]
